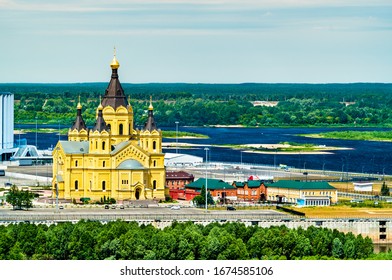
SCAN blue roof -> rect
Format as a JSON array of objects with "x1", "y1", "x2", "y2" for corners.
[
  {"x1": 116, "y1": 159, "x2": 145, "y2": 170},
  {"x1": 110, "y1": 141, "x2": 130, "y2": 155},
  {"x1": 60, "y1": 141, "x2": 89, "y2": 154}
]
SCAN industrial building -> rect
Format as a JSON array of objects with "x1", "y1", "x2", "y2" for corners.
[{"x1": 0, "y1": 92, "x2": 15, "y2": 161}]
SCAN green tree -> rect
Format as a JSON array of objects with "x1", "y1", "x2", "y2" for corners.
[
  {"x1": 6, "y1": 185, "x2": 35, "y2": 210},
  {"x1": 332, "y1": 238, "x2": 344, "y2": 259},
  {"x1": 381, "y1": 181, "x2": 390, "y2": 196},
  {"x1": 192, "y1": 186, "x2": 214, "y2": 207}
]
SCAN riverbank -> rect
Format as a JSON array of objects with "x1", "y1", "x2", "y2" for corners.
[
  {"x1": 220, "y1": 143, "x2": 353, "y2": 155},
  {"x1": 300, "y1": 130, "x2": 392, "y2": 142},
  {"x1": 162, "y1": 142, "x2": 352, "y2": 154}
]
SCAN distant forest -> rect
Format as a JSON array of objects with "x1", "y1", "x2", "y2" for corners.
[{"x1": 1, "y1": 83, "x2": 392, "y2": 128}]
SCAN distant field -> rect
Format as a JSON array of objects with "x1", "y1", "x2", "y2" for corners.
[{"x1": 296, "y1": 205, "x2": 392, "y2": 218}]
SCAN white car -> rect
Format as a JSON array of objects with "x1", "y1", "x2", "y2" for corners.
[{"x1": 170, "y1": 205, "x2": 181, "y2": 210}]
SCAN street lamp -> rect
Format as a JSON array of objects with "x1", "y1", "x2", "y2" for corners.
[
  {"x1": 274, "y1": 149, "x2": 277, "y2": 170},
  {"x1": 35, "y1": 117, "x2": 38, "y2": 185},
  {"x1": 204, "y1": 147, "x2": 209, "y2": 213},
  {"x1": 55, "y1": 147, "x2": 60, "y2": 213},
  {"x1": 175, "y1": 121, "x2": 179, "y2": 154},
  {"x1": 35, "y1": 116, "x2": 38, "y2": 149}
]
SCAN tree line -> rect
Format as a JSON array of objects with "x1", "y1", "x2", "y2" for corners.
[
  {"x1": 0, "y1": 220, "x2": 383, "y2": 260},
  {"x1": 3, "y1": 83, "x2": 392, "y2": 127}
]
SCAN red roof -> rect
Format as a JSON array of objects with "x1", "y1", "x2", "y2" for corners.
[{"x1": 166, "y1": 171, "x2": 194, "y2": 180}]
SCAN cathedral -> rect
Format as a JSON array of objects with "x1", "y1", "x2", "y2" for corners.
[{"x1": 52, "y1": 53, "x2": 166, "y2": 202}]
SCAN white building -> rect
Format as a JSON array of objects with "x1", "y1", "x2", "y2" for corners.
[
  {"x1": 0, "y1": 92, "x2": 14, "y2": 161},
  {"x1": 164, "y1": 153, "x2": 203, "y2": 167},
  {"x1": 353, "y1": 182, "x2": 373, "y2": 192}
]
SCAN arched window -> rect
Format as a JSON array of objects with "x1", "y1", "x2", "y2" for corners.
[
  {"x1": 75, "y1": 160, "x2": 78, "y2": 167},
  {"x1": 119, "y1": 124, "x2": 123, "y2": 135},
  {"x1": 103, "y1": 161, "x2": 106, "y2": 167},
  {"x1": 153, "y1": 160, "x2": 156, "y2": 167},
  {"x1": 107, "y1": 124, "x2": 111, "y2": 130},
  {"x1": 75, "y1": 180, "x2": 79, "y2": 191},
  {"x1": 102, "y1": 181, "x2": 106, "y2": 191},
  {"x1": 95, "y1": 141, "x2": 97, "y2": 149},
  {"x1": 153, "y1": 141, "x2": 156, "y2": 150},
  {"x1": 153, "y1": 180, "x2": 157, "y2": 190},
  {"x1": 102, "y1": 141, "x2": 106, "y2": 150}
]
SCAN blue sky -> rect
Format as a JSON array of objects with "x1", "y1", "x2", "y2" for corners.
[{"x1": 0, "y1": 0, "x2": 391, "y2": 83}]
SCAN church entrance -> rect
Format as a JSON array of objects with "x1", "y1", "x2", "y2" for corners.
[{"x1": 135, "y1": 188, "x2": 141, "y2": 200}]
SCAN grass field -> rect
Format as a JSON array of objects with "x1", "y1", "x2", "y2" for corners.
[{"x1": 296, "y1": 205, "x2": 392, "y2": 218}]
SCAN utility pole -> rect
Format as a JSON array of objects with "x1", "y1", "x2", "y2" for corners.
[
  {"x1": 175, "y1": 121, "x2": 179, "y2": 154},
  {"x1": 204, "y1": 147, "x2": 209, "y2": 213}
]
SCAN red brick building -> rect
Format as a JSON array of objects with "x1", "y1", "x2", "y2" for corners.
[
  {"x1": 233, "y1": 180, "x2": 269, "y2": 202},
  {"x1": 186, "y1": 178, "x2": 237, "y2": 202},
  {"x1": 166, "y1": 171, "x2": 195, "y2": 200}
]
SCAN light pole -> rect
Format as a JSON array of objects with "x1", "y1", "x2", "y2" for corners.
[
  {"x1": 55, "y1": 147, "x2": 60, "y2": 213},
  {"x1": 175, "y1": 121, "x2": 179, "y2": 154},
  {"x1": 58, "y1": 121, "x2": 61, "y2": 142},
  {"x1": 204, "y1": 147, "x2": 209, "y2": 213},
  {"x1": 35, "y1": 116, "x2": 38, "y2": 148},
  {"x1": 35, "y1": 117, "x2": 38, "y2": 185},
  {"x1": 274, "y1": 149, "x2": 277, "y2": 170}
]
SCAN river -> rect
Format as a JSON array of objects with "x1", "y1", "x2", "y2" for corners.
[{"x1": 16, "y1": 125, "x2": 392, "y2": 175}]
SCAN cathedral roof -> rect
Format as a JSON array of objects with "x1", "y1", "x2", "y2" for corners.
[
  {"x1": 143, "y1": 97, "x2": 158, "y2": 132},
  {"x1": 91, "y1": 107, "x2": 109, "y2": 133},
  {"x1": 70, "y1": 102, "x2": 87, "y2": 131},
  {"x1": 59, "y1": 141, "x2": 89, "y2": 154},
  {"x1": 101, "y1": 52, "x2": 128, "y2": 110},
  {"x1": 117, "y1": 159, "x2": 145, "y2": 170}
]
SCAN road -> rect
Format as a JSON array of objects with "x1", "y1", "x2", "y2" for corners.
[{"x1": 0, "y1": 205, "x2": 289, "y2": 222}]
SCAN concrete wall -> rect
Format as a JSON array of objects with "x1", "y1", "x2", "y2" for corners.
[
  {"x1": 141, "y1": 218, "x2": 392, "y2": 244},
  {"x1": 0, "y1": 215, "x2": 390, "y2": 244}
]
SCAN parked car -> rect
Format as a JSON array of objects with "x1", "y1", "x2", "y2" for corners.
[
  {"x1": 59, "y1": 205, "x2": 64, "y2": 210},
  {"x1": 119, "y1": 205, "x2": 124, "y2": 209},
  {"x1": 170, "y1": 205, "x2": 181, "y2": 210},
  {"x1": 104, "y1": 205, "x2": 109, "y2": 209},
  {"x1": 111, "y1": 205, "x2": 116, "y2": 209},
  {"x1": 227, "y1": 206, "x2": 236, "y2": 211}
]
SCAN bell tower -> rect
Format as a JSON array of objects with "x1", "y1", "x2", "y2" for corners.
[
  {"x1": 140, "y1": 97, "x2": 162, "y2": 154},
  {"x1": 100, "y1": 48, "x2": 135, "y2": 145},
  {"x1": 68, "y1": 96, "x2": 88, "y2": 141},
  {"x1": 89, "y1": 101, "x2": 111, "y2": 154}
]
